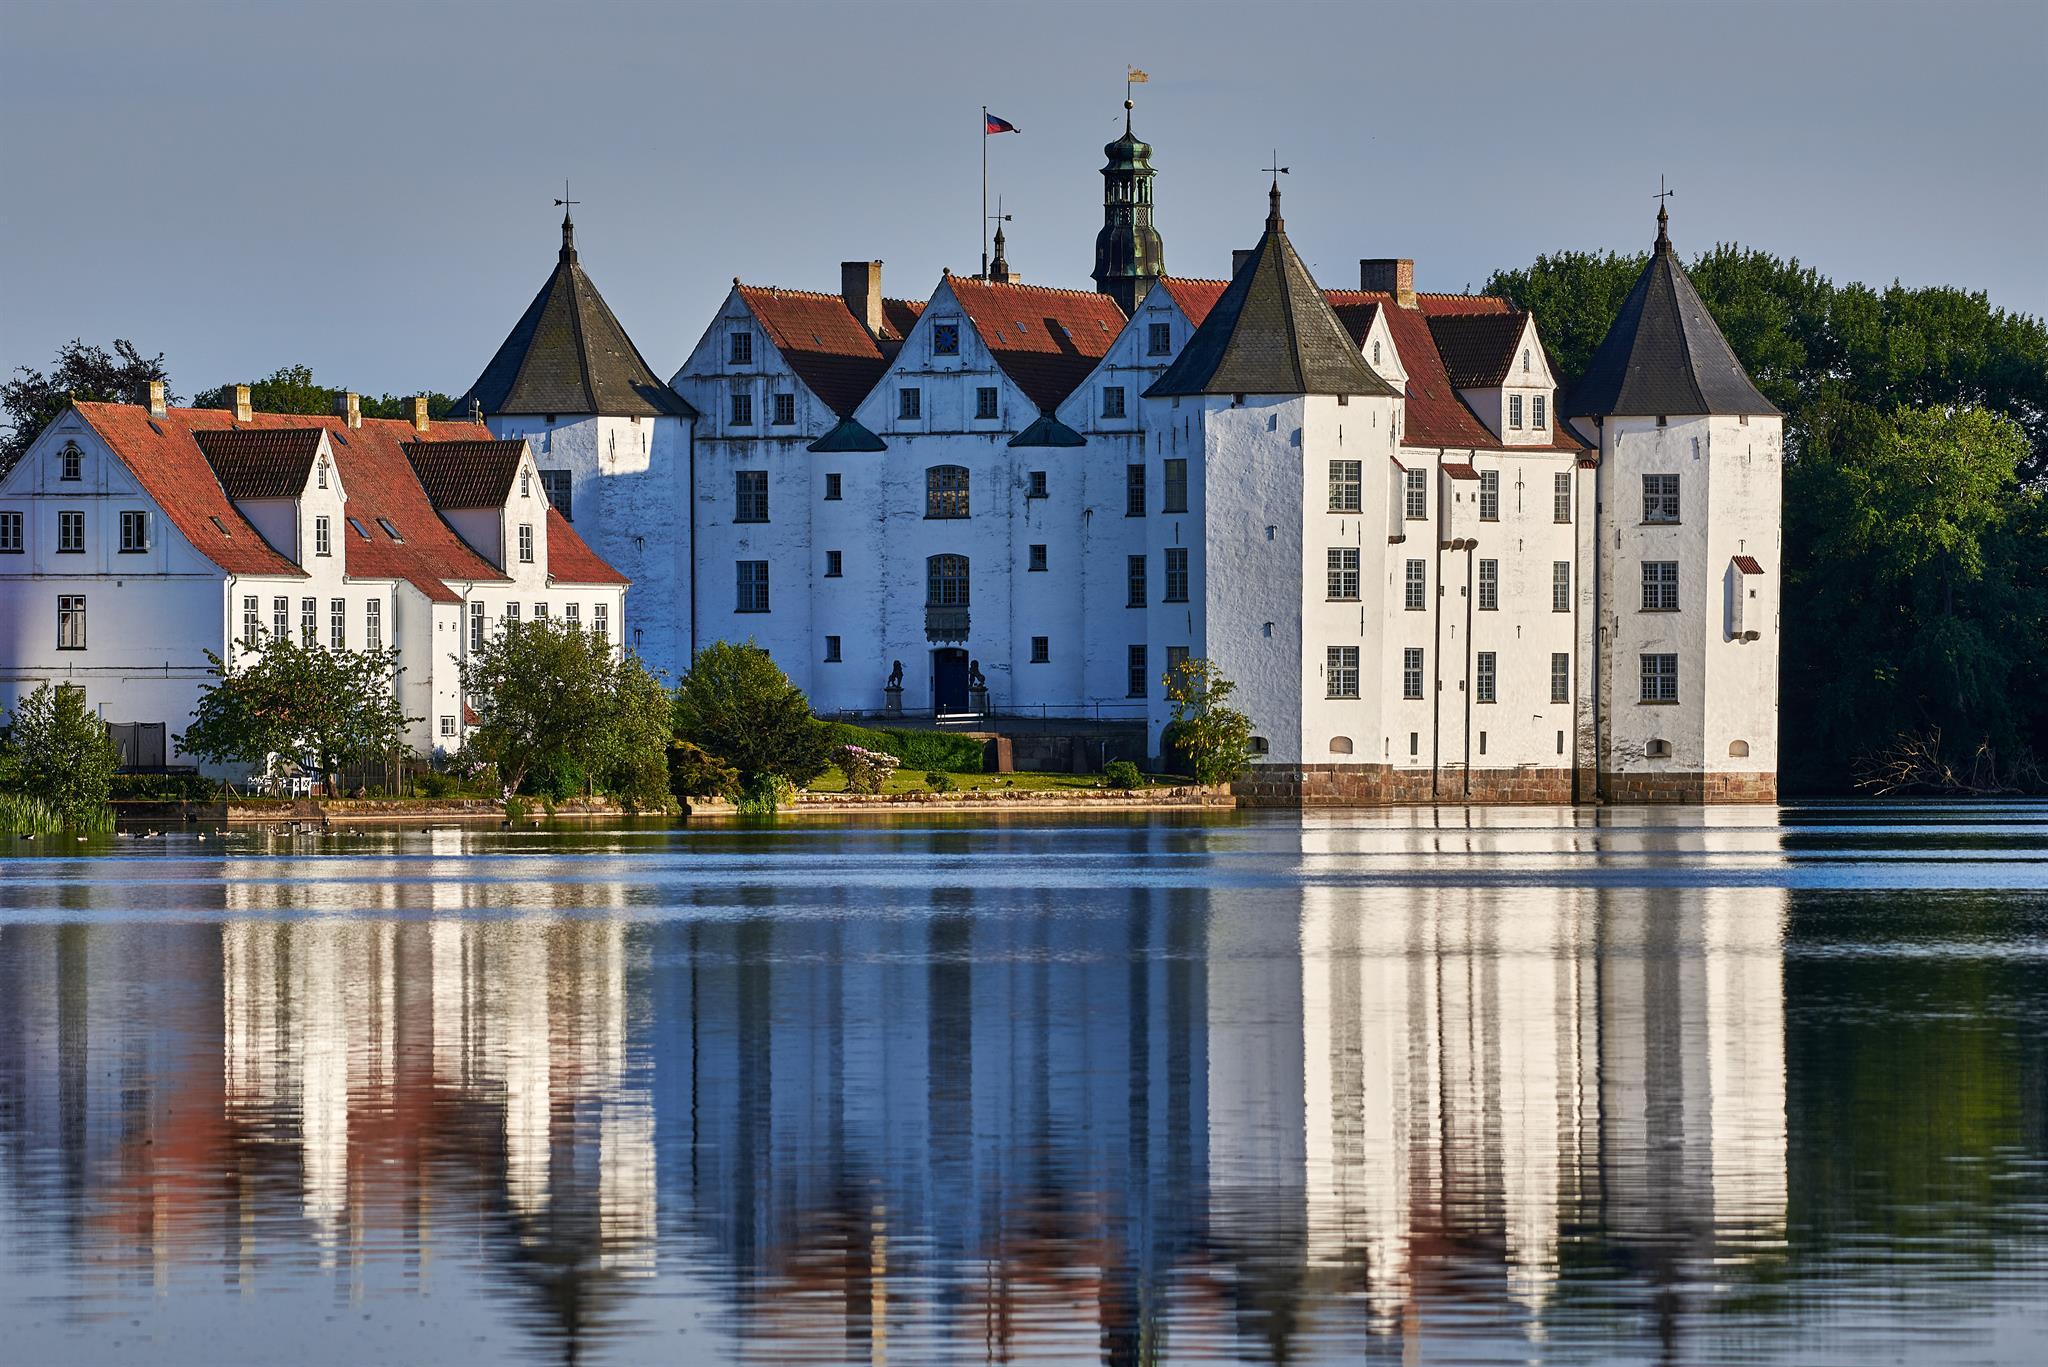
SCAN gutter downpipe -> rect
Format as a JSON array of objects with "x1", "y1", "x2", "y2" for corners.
[
  {"x1": 1588, "y1": 422, "x2": 1603, "y2": 803},
  {"x1": 1430, "y1": 454, "x2": 1445, "y2": 801},
  {"x1": 1463, "y1": 538, "x2": 1475, "y2": 798},
  {"x1": 687, "y1": 417, "x2": 699, "y2": 662}
]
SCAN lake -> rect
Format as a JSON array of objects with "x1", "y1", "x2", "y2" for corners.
[{"x1": 2, "y1": 803, "x2": 2045, "y2": 1365}]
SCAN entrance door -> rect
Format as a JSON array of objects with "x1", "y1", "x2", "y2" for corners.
[{"x1": 932, "y1": 648, "x2": 969, "y2": 715}]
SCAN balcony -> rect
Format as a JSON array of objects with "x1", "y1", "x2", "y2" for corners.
[{"x1": 925, "y1": 604, "x2": 970, "y2": 642}]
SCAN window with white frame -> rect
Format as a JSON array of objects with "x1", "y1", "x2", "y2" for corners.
[
  {"x1": 1404, "y1": 468, "x2": 1427, "y2": 520},
  {"x1": 503, "y1": 601, "x2": 519, "y2": 631},
  {"x1": 1640, "y1": 653, "x2": 1679, "y2": 703},
  {"x1": 520, "y1": 470, "x2": 531, "y2": 499},
  {"x1": 58, "y1": 511, "x2": 84, "y2": 553},
  {"x1": 1148, "y1": 322, "x2": 1172, "y2": 356},
  {"x1": 314, "y1": 515, "x2": 331, "y2": 557},
  {"x1": 925, "y1": 554, "x2": 970, "y2": 608},
  {"x1": 926, "y1": 465, "x2": 969, "y2": 518},
  {"x1": 518, "y1": 523, "x2": 534, "y2": 563},
  {"x1": 1509, "y1": 394, "x2": 1524, "y2": 429},
  {"x1": 1404, "y1": 559, "x2": 1427, "y2": 610},
  {"x1": 272, "y1": 596, "x2": 288, "y2": 640},
  {"x1": 469, "y1": 600, "x2": 484, "y2": 651},
  {"x1": 1102, "y1": 386, "x2": 1126, "y2": 419},
  {"x1": 1477, "y1": 558, "x2": 1498, "y2": 610},
  {"x1": 1479, "y1": 470, "x2": 1499, "y2": 520},
  {"x1": 365, "y1": 598, "x2": 381, "y2": 651},
  {"x1": 120, "y1": 510, "x2": 149, "y2": 552},
  {"x1": 241, "y1": 595, "x2": 260, "y2": 647},
  {"x1": 1329, "y1": 459, "x2": 1362, "y2": 512},
  {"x1": 1553, "y1": 561, "x2": 1571, "y2": 612},
  {"x1": 1402, "y1": 647, "x2": 1425, "y2": 700},
  {"x1": 1027, "y1": 470, "x2": 1048, "y2": 499},
  {"x1": 1533, "y1": 395, "x2": 1547, "y2": 428},
  {"x1": 564, "y1": 603, "x2": 580, "y2": 627},
  {"x1": 1642, "y1": 560, "x2": 1680, "y2": 611},
  {"x1": 1327, "y1": 547, "x2": 1359, "y2": 600},
  {"x1": 0, "y1": 511, "x2": 21, "y2": 552},
  {"x1": 1164, "y1": 547, "x2": 1189, "y2": 602},
  {"x1": 1476, "y1": 651, "x2": 1497, "y2": 703},
  {"x1": 734, "y1": 470, "x2": 769, "y2": 522},
  {"x1": 1327, "y1": 646, "x2": 1360, "y2": 699},
  {"x1": 330, "y1": 598, "x2": 346, "y2": 649},
  {"x1": 440, "y1": 715, "x2": 457, "y2": 738},
  {"x1": 1644, "y1": 473, "x2": 1681, "y2": 523},
  {"x1": 301, "y1": 598, "x2": 317, "y2": 645},
  {"x1": 60, "y1": 442, "x2": 82, "y2": 481},
  {"x1": 593, "y1": 602, "x2": 608, "y2": 643},
  {"x1": 975, "y1": 387, "x2": 999, "y2": 420},
  {"x1": 1554, "y1": 471, "x2": 1572, "y2": 522},
  {"x1": 1126, "y1": 554, "x2": 1147, "y2": 607},
  {"x1": 1551, "y1": 652, "x2": 1570, "y2": 704},
  {"x1": 58, "y1": 595, "x2": 86, "y2": 649},
  {"x1": 736, "y1": 561, "x2": 769, "y2": 613}
]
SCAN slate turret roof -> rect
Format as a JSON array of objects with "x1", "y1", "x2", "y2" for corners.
[
  {"x1": 1146, "y1": 185, "x2": 1398, "y2": 400},
  {"x1": 1563, "y1": 207, "x2": 1778, "y2": 419},
  {"x1": 459, "y1": 215, "x2": 695, "y2": 421}
]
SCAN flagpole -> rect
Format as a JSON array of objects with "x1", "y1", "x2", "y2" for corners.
[{"x1": 981, "y1": 105, "x2": 989, "y2": 279}]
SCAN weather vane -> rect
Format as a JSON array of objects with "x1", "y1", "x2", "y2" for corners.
[
  {"x1": 554, "y1": 178, "x2": 579, "y2": 214},
  {"x1": 1655, "y1": 175, "x2": 1674, "y2": 209},
  {"x1": 1265, "y1": 152, "x2": 1290, "y2": 187}
]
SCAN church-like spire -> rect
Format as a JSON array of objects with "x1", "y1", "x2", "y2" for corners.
[
  {"x1": 1091, "y1": 97, "x2": 1164, "y2": 315},
  {"x1": 987, "y1": 220, "x2": 1018, "y2": 285},
  {"x1": 560, "y1": 206, "x2": 577, "y2": 264}
]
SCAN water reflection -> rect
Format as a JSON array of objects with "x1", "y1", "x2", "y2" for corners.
[{"x1": 1, "y1": 806, "x2": 2044, "y2": 1365}]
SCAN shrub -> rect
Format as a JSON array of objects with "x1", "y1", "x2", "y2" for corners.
[
  {"x1": 3, "y1": 683, "x2": 120, "y2": 824},
  {"x1": 1102, "y1": 759, "x2": 1142, "y2": 790},
  {"x1": 107, "y1": 772, "x2": 222, "y2": 801},
  {"x1": 819, "y1": 722, "x2": 985, "y2": 773},
  {"x1": 415, "y1": 771, "x2": 459, "y2": 798},
  {"x1": 503, "y1": 795, "x2": 532, "y2": 823},
  {"x1": 675, "y1": 642, "x2": 832, "y2": 787},
  {"x1": 519, "y1": 752, "x2": 588, "y2": 802},
  {"x1": 922, "y1": 769, "x2": 956, "y2": 793},
  {"x1": 833, "y1": 743, "x2": 901, "y2": 794},
  {"x1": 668, "y1": 740, "x2": 740, "y2": 799},
  {"x1": 1162, "y1": 657, "x2": 1256, "y2": 786},
  {"x1": 734, "y1": 772, "x2": 796, "y2": 815}
]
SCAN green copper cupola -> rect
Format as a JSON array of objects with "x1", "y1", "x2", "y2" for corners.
[{"x1": 1091, "y1": 100, "x2": 1164, "y2": 316}]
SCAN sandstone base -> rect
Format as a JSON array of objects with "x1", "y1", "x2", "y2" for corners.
[
  {"x1": 1601, "y1": 770, "x2": 1777, "y2": 803},
  {"x1": 1232, "y1": 764, "x2": 1776, "y2": 807}
]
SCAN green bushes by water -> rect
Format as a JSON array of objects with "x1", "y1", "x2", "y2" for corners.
[
  {"x1": 821, "y1": 722, "x2": 985, "y2": 774},
  {"x1": 0, "y1": 792, "x2": 113, "y2": 835}
]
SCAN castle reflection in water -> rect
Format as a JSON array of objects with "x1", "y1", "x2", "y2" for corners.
[{"x1": 0, "y1": 820, "x2": 1793, "y2": 1363}]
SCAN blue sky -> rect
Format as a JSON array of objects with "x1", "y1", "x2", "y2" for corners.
[{"x1": 2, "y1": 0, "x2": 2041, "y2": 401}]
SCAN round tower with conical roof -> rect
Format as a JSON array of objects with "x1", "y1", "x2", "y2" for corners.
[{"x1": 1091, "y1": 101, "x2": 1164, "y2": 316}]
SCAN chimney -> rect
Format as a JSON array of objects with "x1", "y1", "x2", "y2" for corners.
[
  {"x1": 147, "y1": 380, "x2": 167, "y2": 417},
  {"x1": 841, "y1": 260, "x2": 884, "y2": 338},
  {"x1": 233, "y1": 384, "x2": 252, "y2": 422},
  {"x1": 410, "y1": 395, "x2": 430, "y2": 434},
  {"x1": 334, "y1": 391, "x2": 362, "y2": 429},
  {"x1": 1232, "y1": 248, "x2": 1256, "y2": 277},
  {"x1": 1360, "y1": 258, "x2": 1416, "y2": 308}
]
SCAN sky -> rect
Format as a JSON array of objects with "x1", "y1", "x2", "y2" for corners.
[{"x1": 2, "y1": 0, "x2": 2042, "y2": 403}]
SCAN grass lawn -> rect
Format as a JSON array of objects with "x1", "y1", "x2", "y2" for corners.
[{"x1": 806, "y1": 767, "x2": 1183, "y2": 794}]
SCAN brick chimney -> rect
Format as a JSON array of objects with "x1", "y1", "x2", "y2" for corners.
[
  {"x1": 1360, "y1": 258, "x2": 1416, "y2": 308},
  {"x1": 410, "y1": 395, "x2": 430, "y2": 433},
  {"x1": 233, "y1": 384, "x2": 252, "y2": 422},
  {"x1": 334, "y1": 391, "x2": 362, "y2": 429},
  {"x1": 1232, "y1": 248, "x2": 1256, "y2": 277},
  {"x1": 841, "y1": 260, "x2": 884, "y2": 338},
  {"x1": 147, "y1": 380, "x2": 167, "y2": 417}
]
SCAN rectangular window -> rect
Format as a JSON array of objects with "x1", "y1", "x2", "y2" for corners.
[
  {"x1": 1551, "y1": 652, "x2": 1570, "y2": 704},
  {"x1": 1028, "y1": 543, "x2": 1047, "y2": 572},
  {"x1": 825, "y1": 549, "x2": 843, "y2": 578},
  {"x1": 824, "y1": 635, "x2": 842, "y2": 663},
  {"x1": 504, "y1": 601, "x2": 519, "y2": 630},
  {"x1": 1644, "y1": 473, "x2": 1681, "y2": 523},
  {"x1": 1027, "y1": 470, "x2": 1048, "y2": 499},
  {"x1": 328, "y1": 598, "x2": 344, "y2": 650},
  {"x1": 1125, "y1": 464, "x2": 1146, "y2": 517},
  {"x1": 975, "y1": 386, "x2": 999, "y2": 420},
  {"x1": 440, "y1": 715, "x2": 456, "y2": 738},
  {"x1": 1477, "y1": 558, "x2": 1498, "y2": 610},
  {"x1": 932, "y1": 322, "x2": 960, "y2": 356},
  {"x1": 734, "y1": 470, "x2": 769, "y2": 522},
  {"x1": 1102, "y1": 386, "x2": 1126, "y2": 419},
  {"x1": 1329, "y1": 460, "x2": 1362, "y2": 513},
  {"x1": 1642, "y1": 560, "x2": 1680, "y2": 611},
  {"x1": 593, "y1": 602, "x2": 608, "y2": 643},
  {"x1": 564, "y1": 603, "x2": 579, "y2": 626},
  {"x1": 517, "y1": 523, "x2": 534, "y2": 563},
  {"x1": 470, "y1": 600, "x2": 484, "y2": 651},
  {"x1": 1410, "y1": 732, "x2": 1420, "y2": 757},
  {"x1": 898, "y1": 387, "x2": 921, "y2": 421},
  {"x1": 539, "y1": 469, "x2": 573, "y2": 521},
  {"x1": 1476, "y1": 651, "x2": 1496, "y2": 703},
  {"x1": 1326, "y1": 646, "x2": 1360, "y2": 699},
  {"x1": 1031, "y1": 636, "x2": 1050, "y2": 664},
  {"x1": 729, "y1": 391, "x2": 753, "y2": 426},
  {"x1": 1533, "y1": 394, "x2": 1547, "y2": 428},
  {"x1": 0, "y1": 511, "x2": 21, "y2": 552},
  {"x1": 1164, "y1": 547, "x2": 1189, "y2": 602},
  {"x1": 728, "y1": 330, "x2": 752, "y2": 364},
  {"x1": 520, "y1": 470, "x2": 531, "y2": 499},
  {"x1": 771, "y1": 393, "x2": 796, "y2": 426},
  {"x1": 1404, "y1": 559, "x2": 1427, "y2": 611},
  {"x1": 1640, "y1": 653, "x2": 1679, "y2": 703},
  {"x1": 1166, "y1": 644, "x2": 1189, "y2": 674},
  {"x1": 1553, "y1": 561, "x2": 1571, "y2": 612},
  {"x1": 1478, "y1": 470, "x2": 1499, "y2": 521},
  {"x1": 1162, "y1": 458, "x2": 1188, "y2": 513},
  {"x1": 241, "y1": 595, "x2": 260, "y2": 648},
  {"x1": 1402, "y1": 647, "x2": 1425, "y2": 700},
  {"x1": 1404, "y1": 468, "x2": 1427, "y2": 520},
  {"x1": 301, "y1": 598, "x2": 317, "y2": 645},
  {"x1": 1148, "y1": 322, "x2": 1172, "y2": 356},
  {"x1": 61, "y1": 447, "x2": 81, "y2": 481},
  {"x1": 736, "y1": 560, "x2": 770, "y2": 613},
  {"x1": 365, "y1": 598, "x2": 382, "y2": 651},
  {"x1": 58, "y1": 511, "x2": 84, "y2": 553},
  {"x1": 272, "y1": 596, "x2": 288, "y2": 640},
  {"x1": 314, "y1": 515, "x2": 331, "y2": 557},
  {"x1": 119, "y1": 510, "x2": 149, "y2": 552},
  {"x1": 1554, "y1": 471, "x2": 1572, "y2": 523},
  {"x1": 1509, "y1": 394, "x2": 1524, "y2": 429},
  {"x1": 538, "y1": 600, "x2": 552, "y2": 621},
  {"x1": 1127, "y1": 554, "x2": 1147, "y2": 607},
  {"x1": 1327, "y1": 547, "x2": 1359, "y2": 600},
  {"x1": 824, "y1": 472, "x2": 842, "y2": 501},
  {"x1": 57, "y1": 595, "x2": 86, "y2": 649},
  {"x1": 1127, "y1": 645, "x2": 1148, "y2": 698}
]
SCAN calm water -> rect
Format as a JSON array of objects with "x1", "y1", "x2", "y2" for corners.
[{"x1": 2, "y1": 804, "x2": 2045, "y2": 1366}]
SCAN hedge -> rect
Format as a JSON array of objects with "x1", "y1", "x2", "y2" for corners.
[{"x1": 820, "y1": 722, "x2": 985, "y2": 774}]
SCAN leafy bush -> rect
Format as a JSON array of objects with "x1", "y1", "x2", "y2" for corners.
[
  {"x1": 675, "y1": 643, "x2": 832, "y2": 787},
  {"x1": 734, "y1": 772, "x2": 796, "y2": 815},
  {"x1": 1162, "y1": 658, "x2": 1255, "y2": 785},
  {"x1": 820, "y1": 722, "x2": 985, "y2": 773},
  {"x1": 1102, "y1": 759, "x2": 1142, "y2": 790},
  {"x1": 668, "y1": 740, "x2": 740, "y2": 799},
  {"x1": 519, "y1": 752, "x2": 588, "y2": 802},
  {"x1": 3, "y1": 683, "x2": 120, "y2": 824},
  {"x1": 833, "y1": 743, "x2": 901, "y2": 794},
  {"x1": 107, "y1": 772, "x2": 221, "y2": 801},
  {"x1": 415, "y1": 770, "x2": 459, "y2": 798},
  {"x1": 922, "y1": 769, "x2": 956, "y2": 793},
  {"x1": 503, "y1": 795, "x2": 532, "y2": 823}
]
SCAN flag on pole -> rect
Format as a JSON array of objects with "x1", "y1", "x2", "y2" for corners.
[
  {"x1": 984, "y1": 113, "x2": 1019, "y2": 134},
  {"x1": 1127, "y1": 66, "x2": 1149, "y2": 83}
]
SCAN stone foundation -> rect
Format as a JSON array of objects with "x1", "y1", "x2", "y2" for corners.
[
  {"x1": 1601, "y1": 770, "x2": 1777, "y2": 804},
  {"x1": 1233, "y1": 763, "x2": 1575, "y2": 808}
]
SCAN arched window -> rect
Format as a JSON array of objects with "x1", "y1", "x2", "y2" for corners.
[
  {"x1": 1249, "y1": 736, "x2": 1269, "y2": 755},
  {"x1": 60, "y1": 441, "x2": 82, "y2": 481},
  {"x1": 1328, "y1": 736, "x2": 1354, "y2": 755},
  {"x1": 1646, "y1": 738, "x2": 1672, "y2": 759},
  {"x1": 1728, "y1": 739, "x2": 1750, "y2": 758},
  {"x1": 926, "y1": 465, "x2": 970, "y2": 519},
  {"x1": 926, "y1": 554, "x2": 970, "y2": 607}
]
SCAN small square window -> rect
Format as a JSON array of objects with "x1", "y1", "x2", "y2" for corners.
[
  {"x1": 932, "y1": 322, "x2": 960, "y2": 356},
  {"x1": 440, "y1": 715, "x2": 456, "y2": 737},
  {"x1": 1031, "y1": 636, "x2": 1050, "y2": 664},
  {"x1": 1027, "y1": 470, "x2": 1048, "y2": 499}
]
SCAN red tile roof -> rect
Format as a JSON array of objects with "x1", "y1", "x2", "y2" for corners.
[
  {"x1": 1325, "y1": 291, "x2": 1499, "y2": 450},
  {"x1": 736, "y1": 285, "x2": 925, "y2": 419},
  {"x1": 1441, "y1": 462, "x2": 1480, "y2": 480},
  {"x1": 946, "y1": 277, "x2": 1127, "y2": 413},
  {"x1": 545, "y1": 507, "x2": 626, "y2": 585},
  {"x1": 1414, "y1": 292, "x2": 1514, "y2": 316},
  {"x1": 1733, "y1": 554, "x2": 1765, "y2": 575},
  {"x1": 1159, "y1": 277, "x2": 1228, "y2": 327}
]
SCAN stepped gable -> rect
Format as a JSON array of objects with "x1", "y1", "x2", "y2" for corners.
[
  {"x1": 1426, "y1": 310, "x2": 1531, "y2": 388},
  {"x1": 946, "y1": 276, "x2": 1127, "y2": 413},
  {"x1": 1564, "y1": 206, "x2": 1778, "y2": 419},
  {"x1": 1147, "y1": 185, "x2": 1397, "y2": 399},
  {"x1": 404, "y1": 439, "x2": 525, "y2": 509},
  {"x1": 192, "y1": 428, "x2": 324, "y2": 500},
  {"x1": 459, "y1": 215, "x2": 695, "y2": 421},
  {"x1": 737, "y1": 284, "x2": 924, "y2": 419}
]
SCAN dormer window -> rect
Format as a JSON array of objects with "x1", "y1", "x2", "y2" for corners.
[
  {"x1": 729, "y1": 331, "x2": 753, "y2": 365},
  {"x1": 932, "y1": 322, "x2": 960, "y2": 356},
  {"x1": 60, "y1": 442, "x2": 82, "y2": 481}
]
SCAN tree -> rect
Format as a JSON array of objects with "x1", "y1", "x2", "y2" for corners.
[
  {"x1": 672, "y1": 641, "x2": 832, "y2": 787},
  {"x1": 191, "y1": 365, "x2": 461, "y2": 422},
  {"x1": 1160, "y1": 657, "x2": 1255, "y2": 786},
  {"x1": 178, "y1": 634, "x2": 414, "y2": 792},
  {"x1": 2, "y1": 683, "x2": 120, "y2": 823},
  {"x1": 458, "y1": 617, "x2": 635, "y2": 799},
  {"x1": 595, "y1": 653, "x2": 679, "y2": 811},
  {"x1": 2, "y1": 338, "x2": 171, "y2": 474}
]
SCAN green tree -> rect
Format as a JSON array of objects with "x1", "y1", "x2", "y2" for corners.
[
  {"x1": 596, "y1": 654, "x2": 679, "y2": 811},
  {"x1": 672, "y1": 641, "x2": 832, "y2": 787},
  {"x1": 1, "y1": 683, "x2": 120, "y2": 824},
  {"x1": 458, "y1": 617, "x2": 637, "y2": 799},
  {"x1": 1160, "y1": 657, "x2": 1255, "y2": 786},
  {"x1": 178, "y1": 633, "x2": 414, "y2": 792},
  {"x1": 1, "y1": 338, "x2": 171, "y2": 474}
]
